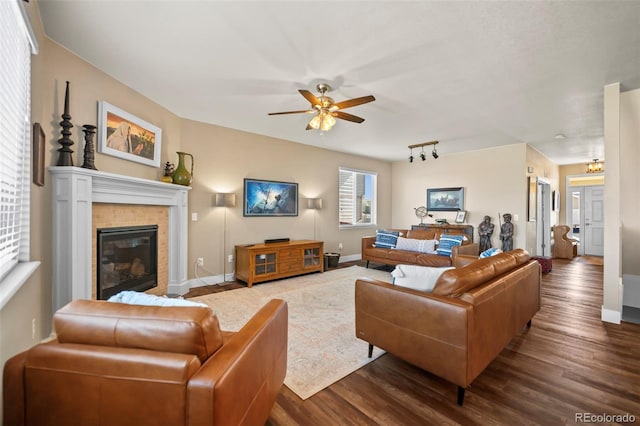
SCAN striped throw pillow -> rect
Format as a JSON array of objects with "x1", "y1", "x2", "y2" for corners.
[
  {"x1": 373, "y1": 229, "x2": 401, "y2": 249},
  {"x1": 436, "y1": 234, "x2": 464, "y2": 257}
]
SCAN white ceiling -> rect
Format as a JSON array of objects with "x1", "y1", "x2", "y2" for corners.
[{"x1": 37, "y1": 1, "x2": 640, "y2": 164}]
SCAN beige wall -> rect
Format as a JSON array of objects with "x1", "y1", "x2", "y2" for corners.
[
  {"x1": 391, "y1": 144, "x2": 530, "y2": 251},
  {"x1": 182, "y1": 119, "x2": 392, "y2": 274}
]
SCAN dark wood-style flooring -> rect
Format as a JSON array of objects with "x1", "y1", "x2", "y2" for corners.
[{"x1": 187, "y1": 257, "x2": 640, "y2": 425}]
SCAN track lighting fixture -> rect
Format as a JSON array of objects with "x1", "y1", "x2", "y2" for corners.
[{"x1": 408, "y1": 140, "x2": 439, "y2": 163}]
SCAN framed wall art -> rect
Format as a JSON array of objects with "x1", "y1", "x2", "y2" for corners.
[
  {"x1": 455, "y1": 210, "x2": 467, "y2": 223},
  {"x1": 243, "y1": 178, "x2": 298, "y2": 217},
  {"x1": 427, "y1": 187, "x2": 464, "y2": 211},
  {"x1": 32, "y1": 122, "x2": 45, "y2": 186},
  {"x1": 528, "y1": 176, "x2": 537, "y2": 221},
  {"x1": 97, "y1": 101, "x2": 161, "y2": 167}
]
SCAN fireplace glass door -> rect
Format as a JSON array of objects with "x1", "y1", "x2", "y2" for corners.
[{"x1": 97, "y1": 225, "x2": 158, "y2": 300}]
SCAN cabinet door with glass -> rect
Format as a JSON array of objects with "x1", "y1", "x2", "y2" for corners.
[
  {"x1": 303, "y1": 246, "x2": 322, "y2": 269},
  {"x1": 254, "y1": 252, "x2": 276, "y2": 276}
]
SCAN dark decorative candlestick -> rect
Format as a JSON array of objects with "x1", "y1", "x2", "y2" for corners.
[
  {"x1": 56, "y1": 81, "x2": 74, "y2": 166},
  {"x1": 81, "y1": 124, "x2": 98, "y2": 170}
]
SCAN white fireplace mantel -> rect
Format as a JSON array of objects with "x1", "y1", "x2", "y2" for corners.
[{"x1": 50, "y1": 166, "x2": 191, "y2": 312}]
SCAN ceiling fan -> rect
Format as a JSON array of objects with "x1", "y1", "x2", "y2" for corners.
[{"x1": 268, "y1": 83, "x2": 375, "y2": 131}]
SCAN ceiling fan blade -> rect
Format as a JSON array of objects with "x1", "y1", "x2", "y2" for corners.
[
  {"x1": 299, "y1": 89, "x2": 321, "y2": 106},
  {"x1": 334, "y1": 111, "x2": 365, "y2": 123},
  {"x1": 268, "y1": 109, "x2": 315, "y2": 115},
  {"x1": 333, "y1": 95, "x2": 376, "y2": 110}
]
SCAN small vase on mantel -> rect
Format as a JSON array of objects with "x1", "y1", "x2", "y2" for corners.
[{"x1": 160, "y1": 161, "x2": 174, "y2": 183}]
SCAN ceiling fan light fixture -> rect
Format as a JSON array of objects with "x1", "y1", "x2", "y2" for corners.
[
  {"x1": 320, "y1": 112, "x2": 336, "y2": 131},
  {"x1": 308, "y1": 114, "x2": 321, "y2": 130},
  {"x1": 268, "y1": 83, "x2": 375, "y2": 131}
]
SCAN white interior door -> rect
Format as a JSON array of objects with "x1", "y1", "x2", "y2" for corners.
[{"x1": 584, "y1": 186, "x2": 604, "y2": 256}]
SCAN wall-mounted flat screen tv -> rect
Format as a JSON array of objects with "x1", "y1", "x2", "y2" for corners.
[{"x1": 243, "y1": 178, "x2": 298, "y2": 217}]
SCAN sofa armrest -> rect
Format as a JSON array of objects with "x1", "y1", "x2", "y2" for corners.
[
  {"x1": 187, "y1": 299, "x2": 288, "y2": 426},
  {"x1": 355, "y1": 278, "x2": 472, "y2": 386},
  {"x1": 453, "y1": 255, "x2": 479, "y2": 268},
  {"x1": 362, "y1": 236, "x2": 376, "y2": 252},
  {"x1": 453, "y1": 243, "x2": 479, "y2": 257}
]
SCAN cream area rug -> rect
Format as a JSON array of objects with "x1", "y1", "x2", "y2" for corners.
[{"x1": 191, "y1": 265, "x2": 390, "y2": 400}]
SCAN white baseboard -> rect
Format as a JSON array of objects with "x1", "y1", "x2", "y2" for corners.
[
  {"x1": 339, "y1": 254, "x2": 361, "y2": 263},
  {"x1": 167, "y1": 280, "x2": 191, "y2": 296},
  {"x1": 601, "y1": 306, "x2": 621, "y2": 324},
  {"x1": 169, "y1": 273, "x2": 235, "y2": 295},
  {"x1": 622, "y1": 274, "x2": 640, "y2": 308}
]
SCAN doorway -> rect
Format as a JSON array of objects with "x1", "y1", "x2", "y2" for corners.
[
  {"x1": 536, "y1": 178, "x2": 551, "y2": 256},
  {"x1": 566, "y1": 175, "x2": 604, "y2": 256}
]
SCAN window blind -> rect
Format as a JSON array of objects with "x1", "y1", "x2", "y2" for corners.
[{"x1": 0, "y1": 0, "x2": 32, "y2": 281}]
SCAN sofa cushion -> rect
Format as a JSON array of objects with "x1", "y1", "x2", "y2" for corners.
[
  {"x1": 405, "y1": 229, "x2": 439, "y2": 240},
  {"x1": 391, "y1": 265, "x2": 454, "y2": 292},
  {"x1": 432, "y1": 251, "x2": 528, "y2": 297},
  {"x1": 394, "y1": 237, "x2": 437, "y2": 254},
  {"x1": 373, "y1": 229, "x2": 401, "y2": 249},
  {"x1": 436, "y1": 234, "x2": 464, "y2": 257},
  {"x1": 432, "y1": 261, "x2": 496, "y2": 297},
  {"x1": 415, "y1": 254, "x2": 454, "y2": 267},
  {"x1": 387, "y1": 249, "x2": 421, "y2": 263},
  {"x1": 54, "y1": 299, "x2": 223, "y2": 362}
]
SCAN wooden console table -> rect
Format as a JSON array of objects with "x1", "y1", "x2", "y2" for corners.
[
  {"x1": 411, "y1": 223, "x2": 474, "y2": 242},
  {"x1": 235, "y1": 240, "x2": 324, "y2": 287}
]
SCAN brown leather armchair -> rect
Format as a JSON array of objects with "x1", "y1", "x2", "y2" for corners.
[
  {"x1": 3, "y1": 298, "x2": 288, "y2": 426},
  {"x1": 553, "y1": 225, "x2": 578, "y2": 259}
]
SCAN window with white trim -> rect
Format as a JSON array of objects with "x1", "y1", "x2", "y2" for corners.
[
  {"x1": 0, "y1": 0, "x2": 39, "y2": 308},
  {"x1": 338, "y1": 167, "x2": 377, "y2": 227}
]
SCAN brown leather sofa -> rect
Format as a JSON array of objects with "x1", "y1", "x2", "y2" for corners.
[
  {"x1": 362, "y1": 228, "x2": 479, "y2": 268},
  {"x1": 355, "y1": 249, "x2": 540, "y2": 405},
  {"x1": 3, "y1": 298, "x2": 288, "y2": 426}
]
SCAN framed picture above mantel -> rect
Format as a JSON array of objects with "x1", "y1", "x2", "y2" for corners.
[
  {"x1": 427, "y1": 187, "x2": 464, "y2": 211},
  {"x1": 97, "y1": 101, "x2": 162, "y2": 167}
]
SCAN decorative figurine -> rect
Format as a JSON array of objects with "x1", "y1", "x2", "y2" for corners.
[
  {"x1": 56, "y1": 81, "x2": 75, "y2": 166},
  {"x1": 478, "y1": 215, "x2": 494, "y2": 253},
  {"x1": 80, "y1": 124, "x2": 98, "y2": 170},
  {"x1": 500, "y1": 213, "x2": 514, "y2": 252}
]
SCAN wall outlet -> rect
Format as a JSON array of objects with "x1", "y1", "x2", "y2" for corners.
[
  {"x1": 196, "y1": 257, "x2": 204, "y2": 267},
  {"x1": 191, "y1": 212, "x2": 198, "y2": 221},
  {"x1": 338, "y1": 243, "x2": 343, "y2": 251},
  {"x1": 228, "y1": 254, "x2": 234, "y2": 263}
]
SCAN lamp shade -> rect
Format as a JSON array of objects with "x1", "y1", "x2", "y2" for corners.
[
  {"x1": 306, "y1": 198, "x2": 323, "y2": 209},
  {"x1": 213, "y1": 193, "x2": 236, "y2": 207}
]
